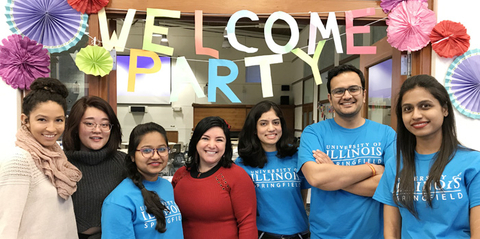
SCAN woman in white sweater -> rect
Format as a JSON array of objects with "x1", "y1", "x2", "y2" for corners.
[{"x1": 0, "y1": 78, "x2": 82, "y2": 239}]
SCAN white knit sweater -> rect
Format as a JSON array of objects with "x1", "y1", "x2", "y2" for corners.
[{"x1": 0, "y1": 147, "x2": 78, "y2": 239}]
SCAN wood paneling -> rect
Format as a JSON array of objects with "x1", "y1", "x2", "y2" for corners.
[
  {"x1": 166, "y1": 131, "x2": 179, "y2": 143},
  {"x1": 193, "y1": 104, "x2": 248, "y2": 132},
  {"x1": 106, "y1": 0, "x2": 385, "y2": 19}
]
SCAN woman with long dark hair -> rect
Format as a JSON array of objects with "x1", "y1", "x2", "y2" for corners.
[
  {"x1": 101, "y1": 122, "x2": 183, "y2": 238},
  {"x1": 63, "y1": 96, "x2": 125, "y2": 239},
  {"x1": 373, "y1": 75, "x2": 480, "y2": 238},
  {"x1": 0, "y1": 78, "x2": 82, "y2": 238},
  {"x1": 236, "y1": 100, "x2": 310, "y2": 239},
  {"x1": 172, "y1": 116, "x2": 257, "y2": 239}
]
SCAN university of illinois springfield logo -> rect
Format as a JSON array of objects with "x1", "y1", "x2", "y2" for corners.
[
  {"x1": 140, "y1": 200, "x2": 182, "y2": 228},
  {"x1": 396, "y1": 173, "x2": 464, "y2": 201},
  {"x1": 248, "y1": 167, "x2": 301, "y2": 189},
  {"x1": 326, "y1": 142, "x2": 384, "y2": 165}
]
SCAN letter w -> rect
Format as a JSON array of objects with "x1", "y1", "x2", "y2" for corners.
[{"x1": 98, "y1": 8, "x2": 136, "y2": 51}]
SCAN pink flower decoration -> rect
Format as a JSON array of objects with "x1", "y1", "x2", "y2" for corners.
[
  {"x1": 386, "y1": 1, "x2": 436, "y2": 52},
  {"x1": 0, "y1": 34, "x2": 50, "y2": 90}
]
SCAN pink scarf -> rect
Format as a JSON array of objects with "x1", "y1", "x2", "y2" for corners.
[{"x1": 15, "y1": 125, "x2": 82, "y2": 200}]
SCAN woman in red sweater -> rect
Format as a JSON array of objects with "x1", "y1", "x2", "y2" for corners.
[{"x1": 172, "y1": 116, "x2": 257, "y2": 239}]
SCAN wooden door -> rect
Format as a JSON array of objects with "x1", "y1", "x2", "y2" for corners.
[{"x1": 360, "y1": 36, "x2": 406, "y2": 131}]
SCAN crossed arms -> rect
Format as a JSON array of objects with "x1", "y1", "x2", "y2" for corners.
[{"x1": 301, "y1": 149, "x2": 384, "y2": 197}]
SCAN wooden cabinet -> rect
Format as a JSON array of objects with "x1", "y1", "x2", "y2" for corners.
[{"x1": 193, "y1": 104, "x2": 294, "y2": 133}]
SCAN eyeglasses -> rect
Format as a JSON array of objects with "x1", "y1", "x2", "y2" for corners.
[
  {"x1": 331, "y1": 85, "x2": 364, "y2": 98},
  {"x1": 82, "y1": 122, "x2": 113, "y2": 132},
  {"x1": 136, "y1": 147, "x2": 170, "y2": 158}
]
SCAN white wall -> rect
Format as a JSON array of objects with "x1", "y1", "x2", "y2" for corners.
[
  {"x1": 0, "y1": 5, "x2": 22, "y2": 151},
  {"x1": 116, "y1": 21, "x2": 298, "y2": 143},
  {"x1": 433, "y1": 0, "x2": 480, "y2": 150}
]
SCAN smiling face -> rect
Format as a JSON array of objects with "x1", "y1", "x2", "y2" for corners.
[
  {"x1": 22, "y1": 101, "x2": 65, "y2": 147},
  {"x1": 79, "y1": 107, "x2": 111, "y2": 151},
  {"x1": 133, "y1": 131, "x2": 169, "y2": 182},
  {"x1": 196, "y1": 126, "x2": 226, "y2": 172},
  {"x1": 328, "y1": 71, "x2": 366, "y2": 119},
  {"x1": 401, "y1": 87, "x2": 447, "y2": 141},
  {"x1": 256, "y1": 108, "x2": 282, "y2": 152}
]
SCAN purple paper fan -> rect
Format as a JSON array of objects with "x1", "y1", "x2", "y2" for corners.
[
  {"x1": 0, "y1": 34, "x2": 50, "y2": 90},
  {"x1": 381, "y1": 0, "x2": 428, "y2": 13},
  {"x1": 6, "y1": 0, "x2": 88, "y2": 53},
  {"x1": 445, "y1": 49, "x2": 480, "y2": 119}
]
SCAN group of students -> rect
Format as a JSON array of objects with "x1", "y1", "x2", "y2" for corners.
[
  {"x1": 0, "y1": 62, "x2": 479, "y2": 239},
  {"x1": 0, "y1": 77, "x2": 306, "y2": 239}
]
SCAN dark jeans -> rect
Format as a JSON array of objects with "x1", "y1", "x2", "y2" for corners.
[{"x1": 258, "y1": 231, "x2": 310, "y2": 239}]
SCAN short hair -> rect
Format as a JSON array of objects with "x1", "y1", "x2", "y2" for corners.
[
  {"x1": 63, "y1": 96, "x2": 122, "y2": 155},
  {"x1": 238, "y1": 100, "x2": 296, "y2": 168},
  {"x1": 22, "y1": 78, "x2": 68, "y2": 118},
  {"x1": 186, "y1": 116, "x2": 233, "y2": 170},
  {"x1": 327, "y1": 64, "x2": 366, "y2": 94}
]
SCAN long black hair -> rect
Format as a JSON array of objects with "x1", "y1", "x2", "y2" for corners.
[
  {"x1": 186, "y1": 116, "x2": 233, "y2": 170},
  {"x1": 126, "y1": 122, "x2": 169, "y2": 233},
  {"x1": 393, "y1": 75, "x2": 460, "y2": 217},
  {"x1": 238, "y1": 100, "x2": 297, "y2": 168}
]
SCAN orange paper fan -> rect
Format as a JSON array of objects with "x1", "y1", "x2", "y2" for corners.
[
  {"x1": 67, "y1": 0, "x2": 109, "y2": 14},
  {"x1": 430, "y1": 20, "x2": 470, "y2": 58}
]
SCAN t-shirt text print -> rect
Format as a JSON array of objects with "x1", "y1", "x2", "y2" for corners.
[
  {"x1": 139, "y1": 200, "x2": 182, "y2": 229},
  {"x1": 396, "y1": 173, "x2": 464, "y2": 202},
  {"x1": 326, "y1": 142, "x2": 384, "y2": 165}
]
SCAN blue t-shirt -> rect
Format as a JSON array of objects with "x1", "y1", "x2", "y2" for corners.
[
  {"x1": 101, "y1": 177, "x2": 183, "y2": 239},
  {"x1": 373, "y1": 148, "x2": 480, "y2": 239},
  {"x1": 236, "y1": 151, "x2": 309, "y2": 235},
  {"x1": 297, "y1": 119, "x2": 396, "y2": 239}
]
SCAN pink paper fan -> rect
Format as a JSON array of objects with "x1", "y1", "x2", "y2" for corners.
[
  {"x1": 381, "y1": 0, "x2": 428, "y2": 14},
  {"x1": 0, "y1": 34, "x2": 50, "y2": 90},
  {"x1": 386, "y1": 1, "x2": 436, "y2": 52}
]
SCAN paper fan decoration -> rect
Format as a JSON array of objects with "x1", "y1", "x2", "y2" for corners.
[
  {"x1": 445, "y1": 49, "x2": 480, "y2": 119},
  {"x1": 67, "y1": 0, "x2": 109, "y2": 14},
  {"x1": 430, "y1": 20, "x2": 470, "y2": 58},
  {"x1": 5, "y1": 0, "x2": 88, "y2": 53},
  {"x1": 386, "y1": 1, "x2": 436, "y2": 52},
  {"x1": 75, "y1": 45, "x2": 113, "y2": 77},
  {"x1": 381, "y1": 0, "x2": 427, "y2": 14},
  {"x1": 0, "y1": 34, "x2": 50, "y2": 90}
]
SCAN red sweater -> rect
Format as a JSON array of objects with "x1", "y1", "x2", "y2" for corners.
[{"x1": 172, "y1": 164, "x2": 257, "y2": 239}]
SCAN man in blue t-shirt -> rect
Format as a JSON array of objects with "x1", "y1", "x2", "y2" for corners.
[{"x1": 298, "y1": 64, "x2": 396, "y2": 239}]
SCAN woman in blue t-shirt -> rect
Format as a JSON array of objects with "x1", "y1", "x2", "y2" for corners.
[
  {"x1": 236, "y1": 100, "x2": 310, "y2": 239},
  {"x1": 373, "y1": 75, "x2": 480, "y2": 238},
  {"x1": 101, "y1": 122, "x2": 183, "y2": 239}
]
